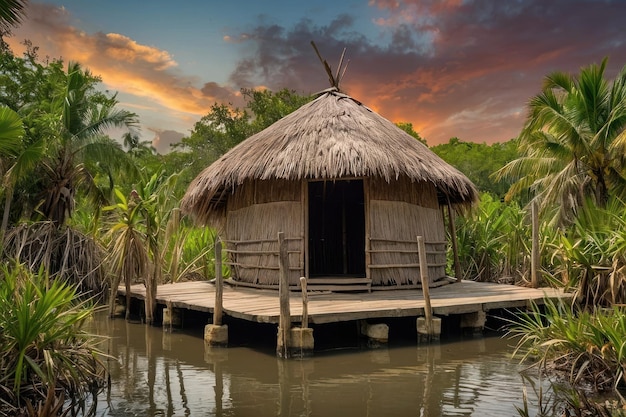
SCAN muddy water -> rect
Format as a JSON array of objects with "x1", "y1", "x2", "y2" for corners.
[{"x1": 89, "y1": 315, "x2": 546, "y2": 417}]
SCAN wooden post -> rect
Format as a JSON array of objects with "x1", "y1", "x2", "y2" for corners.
[
  {"x1": 531, "y1": 201, "x2": 539, "y2": 288},
  {"x1": 277, "y1": 232, "x2": 291, "y2": 358},
  {"x1": 300, "y1": 277, "x2": 309, "y2": 329},
  {"x1": 302, "y1": 181, "x2": 308, "y2": 281},
  {"x1": 364, "y1": 178, "x2": 372, "y2": 292},
  {"x1": 447, "y1": 201, "x2": 462, "y2": 281},
  {"x1": 214, "y1": 238, "x2": 223, "y2": 326},
  {"x1": 417, "y1": 236, "x2": 433, "y2": 336},
  {"x1": 205, "y1": 237, "x2": 228, "y2": 347}
]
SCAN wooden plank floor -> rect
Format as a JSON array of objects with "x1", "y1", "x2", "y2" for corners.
[{"x1": 118, "y1": 280, "x2": 569, "y2": 325}]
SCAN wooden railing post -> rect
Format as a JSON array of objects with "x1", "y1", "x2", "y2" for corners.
[
  {"x1": 205, "y1": 237, "x2": 228, "y2": 347},
  {"x1": 447, "y1": 201, "x2": 462, "y2": 281},
  {"x1": 277, "y1": 232, "x2": 291, "y2": 358},
  {"x1": 300, "y1": 277, "x2": 309, "y2": 329},
  {"x1": 531, "y1": 201, "x2": 539, "y2": 288},
  {"x1": 417, "y1": 236, "x2": 433, "y2": 337},
  {"x1": 214, "y1": 237, "x2": 223, "y2": 326}
]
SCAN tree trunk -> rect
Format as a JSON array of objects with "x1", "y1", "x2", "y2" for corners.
[
  {"x1": 0, "y1": 184, "x2": 14, "y2": 258},
  {"x1": 108, "y1": 274, "x2": 122, "y2": 318},
  {"x1": 145, "y1": 254, "x2": 160, "y2": 325},
  {"x1": 594, "y1": 171, "x2": 609, "y2": 208}
]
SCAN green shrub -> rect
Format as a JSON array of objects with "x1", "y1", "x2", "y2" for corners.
[
  {"x1": 509, "y1": 297, "x2": 626, "y2": 392},
  {"x1": 0, "y1": 262, "x2": 106, "y2": 415}
]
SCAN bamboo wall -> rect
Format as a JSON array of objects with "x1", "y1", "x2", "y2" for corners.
[
  {"x1": 222, "y1": 177, "x2": 448, "y2": 289},
  {"x1": 224, "y1": 180, "x2": 303, "y2": 286},
  {"x1": 368, "y1": 178, "x2": 447, "y2": 286}
]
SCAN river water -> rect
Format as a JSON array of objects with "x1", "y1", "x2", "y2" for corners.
[{"x1": 88, "y1": 314, "x2": 551, "y2": 417}]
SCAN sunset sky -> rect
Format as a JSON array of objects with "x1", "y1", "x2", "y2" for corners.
[{"x1": 6, "y1": 0, "x2": 626, "y2": 153}]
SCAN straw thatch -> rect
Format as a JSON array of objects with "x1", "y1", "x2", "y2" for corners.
[{"x1": 181, "y1": 88, "x2": 478, "y2": 226}]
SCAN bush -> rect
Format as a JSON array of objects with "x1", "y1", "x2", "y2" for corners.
[
  {"x1": 0, "y1": 262, "x2": 106, "y2": 415},
  {"x1": 509, "y1": 297, "x2": 626, "y2": 392}
]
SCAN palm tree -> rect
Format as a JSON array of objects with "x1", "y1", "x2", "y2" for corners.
[
  {"x1": 496, "y1": 58, "x2": 626, "y2": 223},
  {"x1": 123, "y1": 131, "x2": 155, "y2": 158},
  {"x1": 40, "y1": 61, "x2": 138, "y2": 227},
  {"x1": 1, "y1": 62, "x2": 138, "y2": 296}
]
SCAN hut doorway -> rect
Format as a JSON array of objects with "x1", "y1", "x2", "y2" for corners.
[{"x1": 308, "y1": 180, "x2": 366, "y2": 277}]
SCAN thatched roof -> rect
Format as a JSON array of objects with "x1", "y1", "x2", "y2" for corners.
[{"x1": 181, "y1": 89, "x2": 478, "y2": 225}]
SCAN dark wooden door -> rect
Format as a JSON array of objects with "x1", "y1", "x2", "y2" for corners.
[{"x1": 308, "y1": 180, "x2": 365, "y2": 277}]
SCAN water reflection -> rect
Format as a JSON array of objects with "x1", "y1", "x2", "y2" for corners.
[{"x1": 89, "y1": 315, "x2": 542, "y2": 416}]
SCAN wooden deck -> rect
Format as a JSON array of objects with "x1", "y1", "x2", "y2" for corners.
[{"x1": 118, "y1": 280, "x2": 569, "y2": 325}]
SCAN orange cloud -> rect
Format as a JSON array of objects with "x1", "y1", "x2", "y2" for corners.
[
  {"x1": 102, "y1": 33, "x2": 177, "y2": 70},
  {"x1": 7, "y1": 3, "x2": 241, "y2": 124}
]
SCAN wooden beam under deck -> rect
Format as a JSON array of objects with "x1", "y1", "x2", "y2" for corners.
[{"x1": 118, "y1": 280, "x2": 570, "y2": 325}]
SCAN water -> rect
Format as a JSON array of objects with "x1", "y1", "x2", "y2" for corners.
[{"x1": 88, "y1": 315, "x2": 549, "y2": 417}]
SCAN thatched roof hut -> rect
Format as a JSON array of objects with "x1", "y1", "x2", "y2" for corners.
[{"x1": 182, "y1": 88, "x2": 477, "y2": 291}]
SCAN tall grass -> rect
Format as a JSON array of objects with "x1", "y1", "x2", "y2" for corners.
[
  {"x1": 454, "y1": 194, "x2": 553, "y2": 283},
  {"x1": 454, "y1": 194, "x2": 626, "y2": 306},
  {"x1": 0, "y1": 262, "x2": 106, "y2": 415},
  {"x1": 508, "y1": 297, "x2": 626, "y2": 393},
  {"x1": 548, "y1": 198, "x2": 626, "y2": 307},
  {"x1": 174, "y1": 226, "x2": 229, "y2": 282}
]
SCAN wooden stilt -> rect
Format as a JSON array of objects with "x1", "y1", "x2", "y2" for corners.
[
  {"x1": 205, "y1": 237, "x2": 228, "y2": 347},
  {"x1": 277, "y1": 232, "x2": 291, "y2": 358},
  {"x1": 417, "y1": 236, "x2": 440, "y2": 342},
  {"x1": 214, "y1": 238, "x2": 223, "y2": 326},
  {"x1": 531, "y1": 201, "x2": 539, "y2": 288},
  {"x1": 447, "y1": 200, "x2": 461, "y2": 281},
  {"x1": 300, "y1": 277, "x2": 309, "y2": 329}
]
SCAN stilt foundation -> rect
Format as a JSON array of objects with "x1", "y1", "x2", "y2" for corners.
[
  {"x1": 417, "y1": 316, "x2": 442, "y2": 343},
  {"x1": 205, "y1": 324, "x2": 229, "y2": 347}
]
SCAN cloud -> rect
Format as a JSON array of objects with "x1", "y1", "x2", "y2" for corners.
[
  {"x1": 6, "y1": 3, "x2": 242, "y2": 134},
  {"x1": 150, "y1": 129, "x2": 185, "y2": 154},
  {"x1": 7, "y1": 0, "x2": 626, "y2": 148},
  {"x1": 224, "y1": 0, "x2": 626, "y2": 145}
]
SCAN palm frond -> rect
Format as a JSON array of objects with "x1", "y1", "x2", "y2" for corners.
[
  {"x1": 0, "y1": 106, "x2": 24, "y2": 157},
  {"x1": 0, "y1": 0, "x2": 27, "y2": 31}
]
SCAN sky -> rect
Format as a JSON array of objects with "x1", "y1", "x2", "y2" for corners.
[{"x1": 6, "y1": 0, "x2": 626, "y2": 153}]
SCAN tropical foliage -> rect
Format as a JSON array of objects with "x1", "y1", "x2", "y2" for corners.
[
  {"x1": 0, "y1": 262, "x2": 106, "y2": 415},
  {"x1": 3, "y1": 221, "x2": 107, "y2": 296},
  {"x1": 432, "y1": 137, "x2": 519, "y2": 199},
  {"x1": 0, "y1": 105, "x2": 24, "y2": 254},
  {"x1": 549, "y1": 197, "x2": 626, "y2": 308},
  {"x1": 0, "y1": 0, "x2": 26, "y2": 33},
  {"x1": 395, "y1": 121, "x2": 427, "y2": 145},
  {"x1": 453, "y1": 194, "x2": 556, "y2": 284},
  {"x1": 37, "y1": 61, "x2": 138, "y2": 227},
  {"x1": 509, "y1": 297, "x2": 626, "y2": 393},
  {"x1": 104, "y1": 188, "x2": 149, "y2": 320},
  {"x1": 103, "y1": 171, "x2": 181, "y2": 324},
  {"x1": 496, "y1": 58, "x2": 626, "y2": 224}
]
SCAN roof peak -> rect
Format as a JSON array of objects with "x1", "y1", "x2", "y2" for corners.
[{"x1": 311, "y1": 41, "x2": 350, "y2": 92}]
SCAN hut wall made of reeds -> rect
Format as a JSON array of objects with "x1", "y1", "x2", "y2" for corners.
[
  {"x1": 224, "y1": 179, "x2": 304, "y2": 286},
  {"x1": 222, "y1": 176, "x2": 447, "y2": 289},
  {"x1": 367, "y1": 177, "x2": 446, "y2": 286}
]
